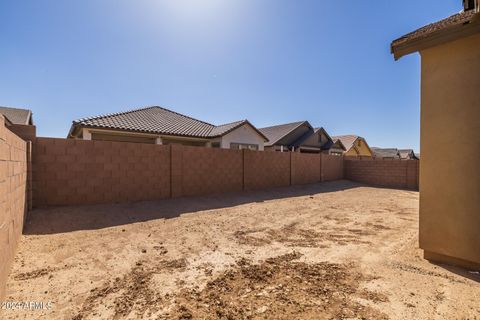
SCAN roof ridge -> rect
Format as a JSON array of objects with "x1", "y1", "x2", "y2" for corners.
[
  {"x1": 213, "y1": 119, "x2": 246, "y2": 128},
  {"x1": 155, "y1": 106, "x2": 215, "y2": 127},
  {"x1": 73, "y1": 106, "x2": 158, "y2": 124},
  {"x1": 0, "y1": 106, "x2": 30, "y2": 112},
  {"x1": 73, "y1": 105, "x2": 216, "y2": 127},
  {"x1": 260, "y1": 120, "x2": 306, "y2": 130},
  {"x1": 259, "y1": 121, "x2": 310, "y2": 146}
]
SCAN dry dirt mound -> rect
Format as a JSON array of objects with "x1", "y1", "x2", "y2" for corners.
[
  {"x1": 72, "y1": 258, "x2": 187, "y2": 320},
  {"x1": 172, "y1": 252, "x2": 388, "y2": 320}
]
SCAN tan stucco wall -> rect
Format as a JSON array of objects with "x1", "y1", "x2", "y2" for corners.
[
  {"x1": 220, "y1": 124, "x2": 265, "y2": 151},
  {"x1": 419, "y1": 32, "x2": 480, "y2": 267}
]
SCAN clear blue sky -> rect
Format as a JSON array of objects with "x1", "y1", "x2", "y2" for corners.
[{"x1": 0, "y1": 0, "x2": 462, "y2": 152}]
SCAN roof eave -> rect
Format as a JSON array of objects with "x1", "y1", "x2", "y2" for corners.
[
  {"x1": 3, "y1": 115, "x2": 13, "y2": 126},
  {"x1": 26, "y1": 110, "x2": 33, "y2": 125},
  {"x1": 392, "y1": 16, "x2": 480, "y2": 60},
  {"x1": 71, "y1": 124, "x2": 209, "y2": 139},
  {"x1": 334, "y1": 140, "x2": 347, "y2": 151}
]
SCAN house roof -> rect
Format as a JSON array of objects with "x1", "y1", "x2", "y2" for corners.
[
  {"x1": 372, "y1": 147, "x2": 400, "y2": 159},
  {"x1": 329, "y1": 138, "x2": 347, "y2": 151},
  {"x1": 2, "y1": 114, "x2": 13, "y2": 126},
  {"x1": 391, "y1": 9, "x2": 480, "y2": 60},
  {"x1": 291, "y1": 126, "x2": 335, "y2": 150},
  {"x1": 0, "y1": 106, "x2": 33, "y2": 125},
  {"x1": 398, "y1": 149, "x2": 418, "y2": 160},
  {"x1": 331, "y1": 135, "x2": 359, "y2": 152},
  {"x1": 69, "y1": 106, "x2": 268, "y2": 141},
  {"x1": 210, "y1": 119, "x2": 269, "y2": 141},
  {"x1": 259, "y1": 121, "x2": 309, "y2": 147}
]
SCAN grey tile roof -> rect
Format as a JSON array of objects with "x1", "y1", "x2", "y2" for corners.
[
  {"x1": 0, "y1": 106, "x2": 33, "y2": 125},
  {"x1": 209, "y1": 120, "x2": 246, "y2": 137},
  {"x1": 391, "y1": 9, "x2": 478, "y2": 57},
  {"x1": 71, "y1": 106, "x2": 268, "y2": 140},
  {"x1": 372, "y1": 147, "x2": 400, "y2": 159},
  {"x1": 259, "y1": 121, "x2": 307, "y2": 146}
]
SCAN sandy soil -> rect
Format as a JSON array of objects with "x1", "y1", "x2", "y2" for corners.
[{"x1": 3, "y1": 180, "x2": 479, "y2": 319}]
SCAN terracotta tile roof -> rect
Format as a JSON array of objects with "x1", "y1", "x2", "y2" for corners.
[
  {"x1": 331, "y1": 135, "x2": 359, "y2": 152},
  {"x1": 0, "y1": 106, "x2": 33, "y2": 125},
  {"x1": 391, "y1": 9, "x2": 479, "y2": 58},
  {"x1": 71, "y1": 106, "x2": 267, "y2": 140},
  {"x1": 259, "y1": 121, "x2": 308, "y2": 147},
  {"x1": 209, "y1": 120, "x2": 246, "y2": 137}
]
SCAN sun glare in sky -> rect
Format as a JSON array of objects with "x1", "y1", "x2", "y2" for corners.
[{"x1": 154, "y1": 0, "x2": 239, "y2": 23}]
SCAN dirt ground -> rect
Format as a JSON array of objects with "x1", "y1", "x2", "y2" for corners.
[{"x1": 3, "y1": 180, "x2": 479, "y2": 319}]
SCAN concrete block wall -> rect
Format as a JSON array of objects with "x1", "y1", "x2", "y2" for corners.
[
  {"x1": 291, "y1": 153, "x2": 321, "y2": 185},
  {"x1": 33, "y1": 139, "x2": 347, "y2": 206},
  {"x1": 0, "y1": 115, "x2": 28, "y2": 301},
  {"x1": 244, "y1": 150, "x2": 291, "y2": 190},
  {"x1": 322, "y1": 154, "x2": 345, "y2": 182},
  {"x1": 344, "y1": 157, "x2": 419, "y2": 190},
  {"x1": 173, "y1": 145, "x2": 244, "y2": 197},
  {"x1": 33, "y1": 138, "x2": 171, "y2": 206}
]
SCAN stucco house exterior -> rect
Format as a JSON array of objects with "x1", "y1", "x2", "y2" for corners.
[
  {"x1": 258, "y1": 121, "x2": 342, "y2": 154},
  {"x1": 68, "y1": 106, "x2": 268, "y2": 151},
  {"x1": 391, "y1": 0, "x2": 480, "y2": 268},
  {"x1": 332, "y1": 135, "x2": 373, "y2": 157}
]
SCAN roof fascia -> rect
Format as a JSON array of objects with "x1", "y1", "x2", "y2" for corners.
[{"x1": 392, "y1": 17, "x2": 480, "y2": 60}]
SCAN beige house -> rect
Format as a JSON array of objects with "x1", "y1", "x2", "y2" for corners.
[
  {"x1": 392, "y1": 1, "x2": 480, "y2": 268},
  {"x1": 68, "y1": 106, "x2": 268, "y2": 151},
  {"x1": 332, "y1": 135, "x2": 373, "y2": 157}
]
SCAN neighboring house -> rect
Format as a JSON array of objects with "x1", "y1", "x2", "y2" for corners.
[
  {"x1": 0, "y1": 106, "x2": 36, "y2": 141},
  {"x1": 372, "y1": 147, "x2": 419, "y2": 160},
  {"x1": 391, "y1": 0, "x2": 479, "y2": 268},
  {"x1": 258, "y1": 121, "x2": 341, "y2": 154},
  {"x1": 0, "y1": 106, "x2": 34, "y2": 125},
  {"x1": 398, "y1": 149, "x2": 419, "y2": 160},
  {"x1": 332, "y1": 135, "x2": 373, "y2": 157},
  {"x1": 328, "y1": 139, "x2": 346, "y2": 156},
  {"x1": 68, "y1": 106, "x2": 268, "y2": 150},
  {"x1": 372, "y1": 147, "x2": 400, "y2": 159}
]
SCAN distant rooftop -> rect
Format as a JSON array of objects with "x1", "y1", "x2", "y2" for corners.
[
  {"x1": 371, "y1": 147, "x2": 400, "y2": 159},
  {"x1": 0, "y1": 106, "x2": 33, "y2": 125},
  {"x1": 69, "y1": 106, "x2": 268, "y2": 140},
  {"x1": 259, "y1": 121, "x2": 307, "y2": 147},
  {"x1": 331, "y1": 135, "x2": 361, "y2": 152}
]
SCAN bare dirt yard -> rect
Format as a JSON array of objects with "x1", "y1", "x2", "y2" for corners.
[{"x1": 3, "y1": 180, "x2": 479, "y2": 319}]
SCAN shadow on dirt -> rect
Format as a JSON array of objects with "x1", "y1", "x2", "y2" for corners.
[{"x1": 25, "y1": 180, "x2": 361, "y2": 235}]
